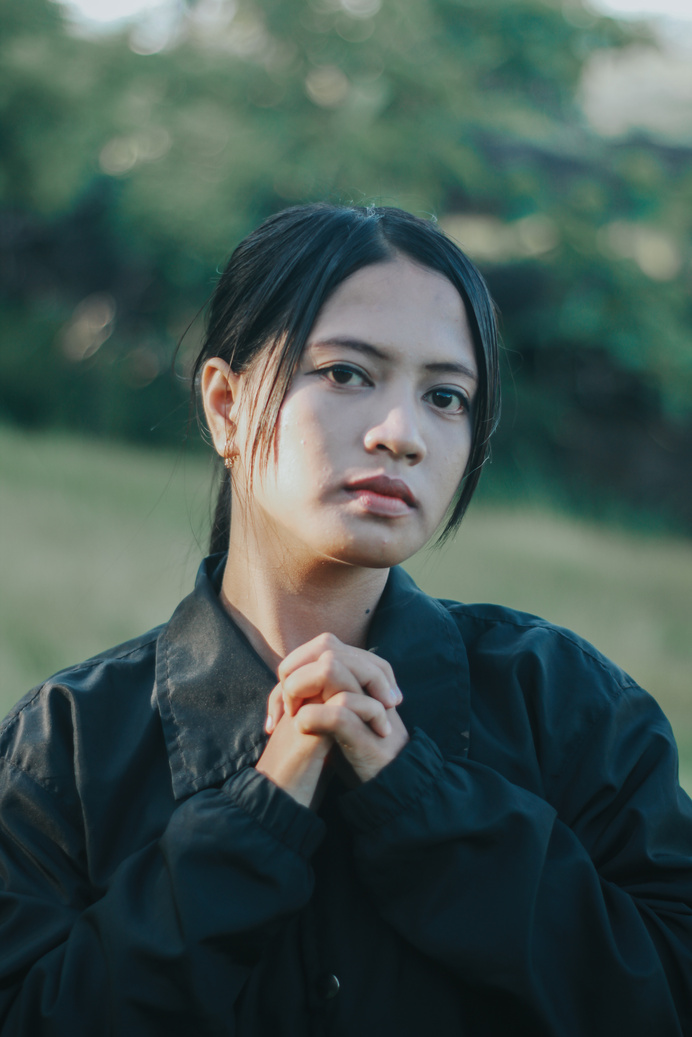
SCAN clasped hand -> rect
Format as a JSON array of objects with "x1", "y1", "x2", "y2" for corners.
[{"x1": 256, "y1": 634, "x2": 409, "y2": 808}]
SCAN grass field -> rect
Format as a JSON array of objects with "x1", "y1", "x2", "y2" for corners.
[{"x1": 2, "y1": 424, "x2": 691, "y2": 787}]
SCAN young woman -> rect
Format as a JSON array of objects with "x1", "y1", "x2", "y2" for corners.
[{"x1": 1, "y1": 204, "x2": 691, "y2": 1036}]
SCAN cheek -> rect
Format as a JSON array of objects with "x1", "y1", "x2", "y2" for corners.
[
  {"x1": 434, "y1": 432, "x2": 472, "y2": 507},
  {"x1": 283, "y1": 392, "x2": 342, "y2": 458},
  {"x1": 267, "y1": 403, "x2": 332, "y2": 496}
]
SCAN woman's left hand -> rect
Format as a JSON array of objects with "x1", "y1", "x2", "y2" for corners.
[{"x1": 294, "y1": 691, "x2": 409, "y2": 784}]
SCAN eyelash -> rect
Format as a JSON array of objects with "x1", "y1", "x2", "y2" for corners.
[
  {"x1": 316, "y1": 364, "x2": 469, "y2": 415},
  {"x1": 422, "y1": 387, "x2": 469, "y2": 415},
  {"x1": 317, "y1": 364, "x2": 372, "y2": 388}
]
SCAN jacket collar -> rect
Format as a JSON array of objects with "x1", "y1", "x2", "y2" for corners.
[
  {"x1": 366, "y1": 566, "x2": 471, "y2": 761},
  {"x1": 155, "y1": 556, "x2": 470, "y2": 801}
]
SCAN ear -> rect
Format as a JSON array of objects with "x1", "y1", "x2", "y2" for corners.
[{"x1": 200, "y1": 357, "x2": 244, "y2": 460}]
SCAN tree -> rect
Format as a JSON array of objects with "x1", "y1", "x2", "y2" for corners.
[{"x1": 1, "y1": 0, "x2": 690, "y2": 526}]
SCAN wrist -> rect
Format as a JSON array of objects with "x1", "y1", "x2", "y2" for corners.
[
  {"x1": 255, "y1": 756, "x2": 326, "y2": 809},
  {"x1": 339, "y1": 729, "x2": 443, "y2": 831},
  {"x1": 255, "y1": 724, "x2": 331, "y2": 810}
]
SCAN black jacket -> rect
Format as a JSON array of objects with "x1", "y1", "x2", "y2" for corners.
[{"x1": 1, "y1": 557, "x2": 691, "y2": 1036}]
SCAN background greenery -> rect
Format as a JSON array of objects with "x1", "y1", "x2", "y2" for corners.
[
  {"x1": 1, "y1": 0, "x2": 691, "y2": 528},
  {"x1": 1, "y1": 1, "x2": 690, "y2": 781},
  {"x1": 3, "y1": 426, "x2": 691, "y2": 789}
]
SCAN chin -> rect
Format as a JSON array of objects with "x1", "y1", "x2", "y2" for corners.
[{"x1": 327, "y1": 530, "x2": 425, "y2": 570}]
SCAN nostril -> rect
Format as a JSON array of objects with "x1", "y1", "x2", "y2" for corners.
[{"x1": 363, "y1": 412, "x2": 425, "y2": 461}]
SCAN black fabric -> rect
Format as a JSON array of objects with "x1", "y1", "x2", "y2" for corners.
[{"x1": 1, "y1": 556, "x2": 691, "y2": 1035}]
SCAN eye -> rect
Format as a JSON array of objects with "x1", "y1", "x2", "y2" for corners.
[
  {"x1": 424, "y1": 386, "x2": 469, "y2": 414},
  {"x1": 319, "y1": 364, "x2": 371, "y2": 388}
]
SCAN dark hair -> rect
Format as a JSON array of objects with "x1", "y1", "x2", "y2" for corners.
[{"x1": 192, "y1": 203, "x2": 501, "y2": 554}]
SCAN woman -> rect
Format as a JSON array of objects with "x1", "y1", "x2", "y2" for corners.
[{"x1": 0, "y1": 203, "x2": 691, "y2": 1036}]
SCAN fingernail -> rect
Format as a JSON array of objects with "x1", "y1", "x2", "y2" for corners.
[
  {"x1": 392, "y1": 687, "x2": 403, "y2": 704},
  {"x1": 265, "y1": 714, "x2": 274, "y2": 734},
  {"x1": 383, "y1": 719, "x2": 392, "y2": 736}
]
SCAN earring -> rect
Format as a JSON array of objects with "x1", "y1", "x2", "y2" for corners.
[{"x1": 223, "y1": 413, "x2": 238, "y2": 469}]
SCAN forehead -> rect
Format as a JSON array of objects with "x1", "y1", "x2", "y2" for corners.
[{"x1": 307, "y1": 257, "x2": 476, "y2": 369}]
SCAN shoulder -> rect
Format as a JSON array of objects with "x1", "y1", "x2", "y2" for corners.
[
  {"x1": 438, "y1": 598, "x2": 668, "y2": 760},
  {"x1": 441, "y1": 598, "x2": 639, "y2": 694},
  {"x1": 437, "y1": 599, "x2": 683, "y2": 812},
  {"x1": 0, "y1": 626, "x2": 162, "y2": 787}
]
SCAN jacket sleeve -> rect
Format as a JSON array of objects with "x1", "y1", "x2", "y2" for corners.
[
  {"x1": 0, "y1": 760, "x2": 324, "y2": 1036},
  {"x1": 339, "y1": 685, "x2": 692, "y2": 1036}
]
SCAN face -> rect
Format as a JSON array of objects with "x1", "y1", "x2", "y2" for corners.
[{"x1": 227, "y1": 256, "x2": 478, "y2": 571}]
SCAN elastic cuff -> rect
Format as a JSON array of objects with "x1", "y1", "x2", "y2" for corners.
[
  {"x1": 339, "y1": 728, "x2": 445, "y2": 833},
  {"x1": 222, "y1": 767, "x2": 325, "y2": 858}
]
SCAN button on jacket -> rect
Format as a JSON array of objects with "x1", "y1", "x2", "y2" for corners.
[{"x1": 1, "y1": 557, "x2": 691, "y2": 1036}]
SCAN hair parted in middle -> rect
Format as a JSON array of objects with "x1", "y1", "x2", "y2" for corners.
[{"x1": 192, "y1": 203, "x2": 501, "y2": 554}]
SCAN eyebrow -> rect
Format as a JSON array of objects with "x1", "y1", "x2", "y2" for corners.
[{"x1": 309, "y1": 336, "x2": 479, "y2": 384}]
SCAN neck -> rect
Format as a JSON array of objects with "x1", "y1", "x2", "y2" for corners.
[{"x1": 219, "y1": 535, "x2": 389, "y2": 675}]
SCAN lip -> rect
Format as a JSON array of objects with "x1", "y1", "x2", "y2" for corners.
[{"x1": 343, "y1": 474, "x2": 417, "y2": 508}]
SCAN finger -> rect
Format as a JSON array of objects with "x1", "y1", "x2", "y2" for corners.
[
  {"x1": 279, "y1": 635, "x2": 400, "y2": 701},
  {"x1": 330, "y1": 690, "x2": 392, "y2": 737},
  {"x1": 280, "y1": 638, "x2": 401, "y2": 710},
  {"x1": 328, "y1": 650, "x2": 401, "y2": 709},
  {"x1": 265, "y1": 683, "x2": 285, "y2": 734},
  {"x1": 365, "y1": 648, "x2": 400, "y2": 697},
  {"x1": 297, "y1": 692, "x2": 391, "y2": 739},
  {"x1": 281, "y1": 657, "x2": 363, "y2": 716},
  {"x1": 278, "y1": 633, "x2": 343, "y2": 683}
]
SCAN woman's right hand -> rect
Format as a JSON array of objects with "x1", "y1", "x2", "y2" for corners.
[{"x1": 255, "y1": 713, "x2": 331, "y2": 810}]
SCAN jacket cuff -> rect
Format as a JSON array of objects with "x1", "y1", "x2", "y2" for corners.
[
  {"x1": 339, "y1": 728, "x2": 445, "y2": 833},
  {"x1": 221, "y1": 767, "x2": 325, "y2": 859}
]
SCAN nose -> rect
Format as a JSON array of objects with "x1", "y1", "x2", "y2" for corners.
[{"x1": 363, "y1": 400, "x2": 426, "y2": 464}]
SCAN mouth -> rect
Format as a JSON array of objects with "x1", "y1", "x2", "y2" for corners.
[{"x1": 343, "y1": 475, "x2": 417, "y2": 517}]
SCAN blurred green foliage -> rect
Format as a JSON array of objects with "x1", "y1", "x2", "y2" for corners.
[
  {"x1": 3, "y1": 423, "x2": 692, "y2": 784},
  {"x1": 1, "y1": 0, "x2": 691, "y2": 526}
]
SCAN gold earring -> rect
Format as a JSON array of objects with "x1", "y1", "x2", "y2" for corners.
[{"x1": 223, "y1": 423, "x2": 235, "y2": 470}]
